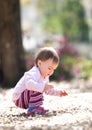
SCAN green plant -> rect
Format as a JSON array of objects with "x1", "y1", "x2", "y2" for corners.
[{"x1": 77, "y1": 58, "x2": 92, "y2": 79}]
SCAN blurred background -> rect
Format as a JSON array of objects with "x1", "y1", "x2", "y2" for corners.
[{"x1": 0, "y1": 0, "x2": 92, "y2": 88}]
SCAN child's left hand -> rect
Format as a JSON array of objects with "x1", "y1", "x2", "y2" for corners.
[{"x1": 60, "y1": 90, "x2": 68, "y2": 97}]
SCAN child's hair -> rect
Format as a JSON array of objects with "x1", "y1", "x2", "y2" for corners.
[{"x1": 35, "y1": 47, "x2": 59, "y2": 66}]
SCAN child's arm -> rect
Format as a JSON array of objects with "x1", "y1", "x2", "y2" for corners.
[
  {"x1": 45, "y1": 88, "x2": 68, "y2": 97},
  {"x1": 44, "y1": 84, "x2": 54, "y2": 92},
  {"x1": 24, "y1": 70, "x2": 53, "y2": 93}
]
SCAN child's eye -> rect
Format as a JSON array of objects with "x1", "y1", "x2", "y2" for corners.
[{"x1": 48, "y1": 68, "x2": 51, "y2": 70}]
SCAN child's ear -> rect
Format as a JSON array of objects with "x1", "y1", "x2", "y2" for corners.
[{"x1": 37, "y1": 60, "x2": 42, "y2": 66}]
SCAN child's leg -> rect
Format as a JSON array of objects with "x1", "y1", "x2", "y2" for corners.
[
  {"x1": 27, "y1": 91, "x2": 49, "y2": 115},
  {"x1": 28, "y1": 91, "x2": 44, "y2": 107},
  {"x1": 14, "y1": 89, "x2": 30, "y2": 109}
]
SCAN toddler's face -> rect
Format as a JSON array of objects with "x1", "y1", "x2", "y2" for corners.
[{"x1": 37, "y1": 59, "x2": 58, "y2": 79}]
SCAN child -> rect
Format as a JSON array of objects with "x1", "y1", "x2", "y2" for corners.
[{"x1": 12, "y1": 47, "x2": 68, "y2": 116}]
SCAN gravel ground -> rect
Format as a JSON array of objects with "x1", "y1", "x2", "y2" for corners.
[{"x1": 0, "y1": 77, "x2": 92, "y2": 130}]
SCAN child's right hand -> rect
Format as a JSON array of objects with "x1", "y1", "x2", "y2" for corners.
[
  {"x1": 60, "y1": 90, "x2": 68, "y2": 96},
  {"x1": 44, "y1": 84, "x2": 54, "y2": 92}
]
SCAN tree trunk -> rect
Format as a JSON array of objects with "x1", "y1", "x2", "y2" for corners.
[{"x1": 0, "y1": 0, "x2": 26, "y2": 87}]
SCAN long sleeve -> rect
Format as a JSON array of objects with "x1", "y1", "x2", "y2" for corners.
[
  {"x1": 45, "y1": 89, "x2": 61, "y2": 96},
  {"x1": 25, "y1": 74, "x2": 45, "y2": 92},
  {"x1": 12, "y1": 66, "x2": 49, "y2": 101},
  {"x1": 24, "y1": 66, "x2": 49, "y2": 93}
]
